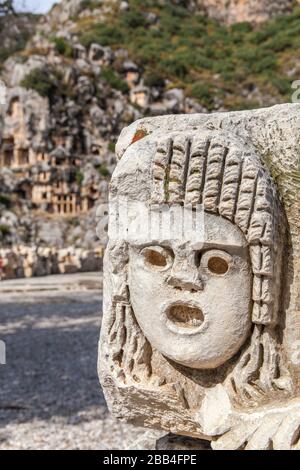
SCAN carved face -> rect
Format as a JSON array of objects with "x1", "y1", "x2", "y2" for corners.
[{"x1": 128, "y1": 212, "x2": 252, "y2": 369}]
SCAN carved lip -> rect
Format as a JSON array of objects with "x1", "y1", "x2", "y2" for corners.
[{"x1": 162, "y1": 301, "x2": 205, "y2": 335}]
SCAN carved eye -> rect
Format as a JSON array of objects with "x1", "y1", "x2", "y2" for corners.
[
  {"x1": 207, "y1": 256, "x2": 229, "y2": 275},
  {"x1": 202, "y1": 250, "x2": 231, "y2": 276},
  {"x1": 141, "y1": 246, "x2": 173, "y2": 270}
]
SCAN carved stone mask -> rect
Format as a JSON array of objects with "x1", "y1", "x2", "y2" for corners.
[
  {"x1": 99, "y1": 107, "x2": 298, "y2": 449},
  {"x1": 128, "y1": 212, "x2": 252, "y2": 369}
]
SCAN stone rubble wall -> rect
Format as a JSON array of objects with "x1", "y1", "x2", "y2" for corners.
[{"x1": 0, "y1": 245, "x2": 104, "y2": 280}]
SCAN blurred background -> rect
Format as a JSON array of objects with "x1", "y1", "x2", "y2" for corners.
[{"x1": 0, "y1": 0, "x2": 299, "y2": 450}]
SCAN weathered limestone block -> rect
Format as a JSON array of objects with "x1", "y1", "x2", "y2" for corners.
[
  {"x1": 99, "y1": 104, "x2": 300, "y2": 450},
  {"x1": 0, "y1": 246, "x2": 104, "y2": 280}
]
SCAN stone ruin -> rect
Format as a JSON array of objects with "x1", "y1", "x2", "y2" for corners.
[
  {"x1": 0, "y1": 88, "x2": 107, "y2": 216},
  {"x1": 99, "y1": 104, "x2": 300, "y2": 450},
  {"x1": 0, "y1": 246, "x2": 104, "y2": 280}
]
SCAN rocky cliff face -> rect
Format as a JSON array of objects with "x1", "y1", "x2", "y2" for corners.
[
  {"x1": 0, "y1": 0, "x2": 299, "y2": 255},
  {"x1": 0, "y1": 1, "x2": 203, "y2": 251},
  {"x1": 0, "y1": 12, "x2": 38, "y2": 65},
  {"x1": 44, "y1": 0, "x2": 298, "y2": 26},
  {"x1": 194, "y1": 0, "x2": 297, "y2": 24}
]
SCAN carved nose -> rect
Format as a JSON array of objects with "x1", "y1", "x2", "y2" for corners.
[{"x1": 166, "y1": 273, "x2": 204, "y2": 292}]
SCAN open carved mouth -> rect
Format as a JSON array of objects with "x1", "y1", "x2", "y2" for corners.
[{"x1": 165, "y1": 303, "x2": 204, "y2": 333}]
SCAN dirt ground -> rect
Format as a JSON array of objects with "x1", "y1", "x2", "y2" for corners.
[{"x1": 0, "y1": 274, "x2": 149, "y2": 450}]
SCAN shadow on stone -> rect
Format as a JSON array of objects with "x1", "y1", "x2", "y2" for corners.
[{"x1": 156, "y1": 433, "x2": 212, "y2": 451}]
